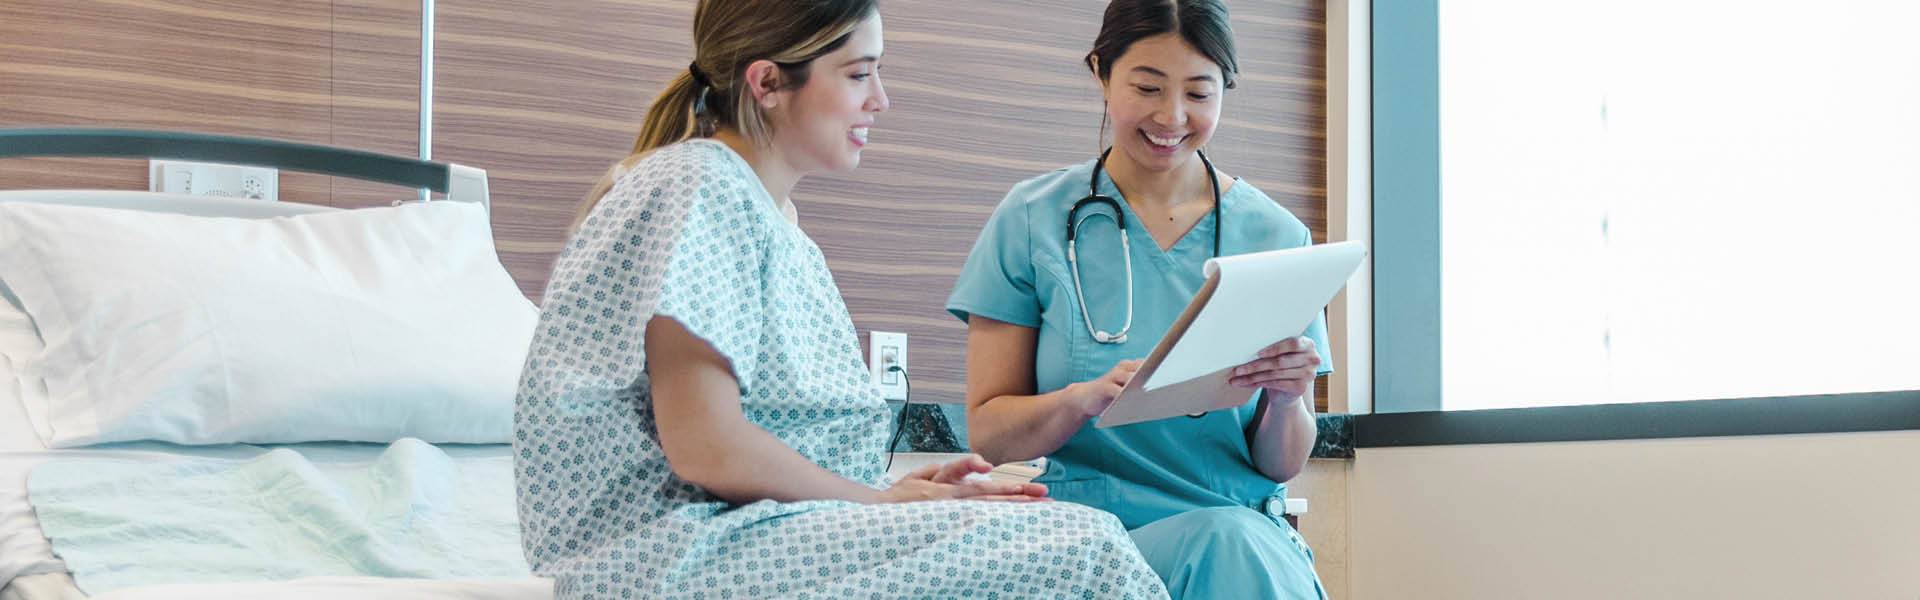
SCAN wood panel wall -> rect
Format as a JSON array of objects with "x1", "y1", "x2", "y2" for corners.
[
  {"x1": 0, "y1": 0, "x2": 420, "y2": 207},
  {"x1": 436, "y1": 0, "x2": 1329, "y2": 408},
  {"x1": 1, "y1": 0, "x2": 1327, "y2": 408},
  {"x1": 430, "y1": 0, "x2": 680, "y2": 296}
]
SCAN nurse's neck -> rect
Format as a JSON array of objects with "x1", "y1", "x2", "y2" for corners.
[
  {"x1": 712, "y1": 129, "x2": 801, "y2": 224},
  {"x1": 1102, "y1": 149, "x2": 1213, "y2": 212}
]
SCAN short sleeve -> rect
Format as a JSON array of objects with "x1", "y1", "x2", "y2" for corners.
[
  {"x1": 545, "y1": 142, "x2": 765, "y2": 393},
  {"x1": 1302, "y1": 310, "x2": 1335, "y2": 376},
  {"x1": 650, "y1": 188, "x2": 766, "y2": 387},
  {"x1": 946, "y1": 194, "x2": 1041, "y2": 328},
  {"x1": 1291, "y1": 228, "x2": 1336, "y2": 376}
]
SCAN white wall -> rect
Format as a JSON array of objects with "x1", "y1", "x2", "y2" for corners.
[
  {"x1": 1290, "y1": 459, "x2": 1353, "y2": 599},
  {"x1": 1351, "y1": 430, "x2": 1920, "y2": 599}
]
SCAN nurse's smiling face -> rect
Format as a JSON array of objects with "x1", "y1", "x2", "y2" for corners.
[{"x1": 1098, "y1": 33, "x2": 1226, "y2": 175}]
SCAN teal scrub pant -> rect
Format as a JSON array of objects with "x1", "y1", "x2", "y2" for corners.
[{"x1": 1128, "y1": 506, "x2": 1326, "y2": 600}]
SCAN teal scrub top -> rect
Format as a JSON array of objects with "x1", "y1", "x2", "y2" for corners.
[{"x1": 947, "y1": 159, "x2": 1334, "y2": 530}]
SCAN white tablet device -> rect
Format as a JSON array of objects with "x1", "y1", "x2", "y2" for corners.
[{"x1": 1096, "y1": 241, "x2": 1366, "y2": 428}]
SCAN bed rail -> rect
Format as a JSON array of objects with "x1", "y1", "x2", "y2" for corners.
[{"x1": 0, "y1": 128, "x2": 488, "y2": 206}]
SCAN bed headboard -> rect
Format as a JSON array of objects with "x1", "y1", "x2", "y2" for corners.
[{"x1": 0, "y1": 128, "x2": 488, "y2": 208}]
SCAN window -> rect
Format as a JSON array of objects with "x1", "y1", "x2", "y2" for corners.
[{"x1": 1435, "y1": 0, "x2": 1920, "y2": 410}]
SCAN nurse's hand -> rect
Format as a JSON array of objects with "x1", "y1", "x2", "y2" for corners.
[
  {"x1": 878, "y1": 457, "x2": 1050, "y2": 503},
  {"x1": 1229, "y1": 337, "x2": 1321, "y2": 402},
  {"x1": 923, "y1": 454, "x2": 994, "y2": 484},
  {"x1": 1065, "y1": 360, "x2": 1143, "y2": 418}
]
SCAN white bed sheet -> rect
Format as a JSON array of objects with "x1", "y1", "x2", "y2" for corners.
[
  {"x1": 2, "y1": 397, "x2": 551, "y2": 599},
  {"x1": 0, "y1": 574, "x2": 82, "y2": 600},
  {"x1": 2, "y1": 300, "x2": 549, "y2": 599},
  {"x1": 85, "y1": 576, "x2": 550, "y2": 600},
  {"x1": 0, "y1": 301, "x2": 62, "y2": 588}
]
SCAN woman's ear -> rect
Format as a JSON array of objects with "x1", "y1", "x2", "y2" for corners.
[
  {"x1": 741, "y1": 59, "x2": 785, "y2": 109},
  {"x1": 1088, "y1": 56, "x2": 1110, "y2": 102}
]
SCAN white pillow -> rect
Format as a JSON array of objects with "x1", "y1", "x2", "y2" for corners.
[
  {"x1": 0, "y1": 201, "x2": 535, "y2": 447},
  {"x1": 0, "y1": 291, "x2": 55, "y2": 445}
]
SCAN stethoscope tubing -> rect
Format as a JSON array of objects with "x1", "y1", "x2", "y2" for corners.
[{"x1": 1066, "y1": 148, "x2": 1223, "y2": 345}]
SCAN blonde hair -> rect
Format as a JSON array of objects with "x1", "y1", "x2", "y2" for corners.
[{"x1": 573, "y1": 0, "x2": 878, "y2": 229}]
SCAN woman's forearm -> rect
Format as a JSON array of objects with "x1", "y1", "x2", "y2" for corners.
[
  {"x1": 668, "y1": 418, "x2": 883, "y2": 505},
  {"x1": 1249, "y1": 382, "x2": 1317, "y2": 483},
  {"x1": 967, "y1": 390, "x2": 1086, "y2": 465},
  {"x1": 649, "y1": 315, "x2": 882, "y2": 505},
  {"x1": 963, "y1": 318, "x2": 1087, "y2": 465}
]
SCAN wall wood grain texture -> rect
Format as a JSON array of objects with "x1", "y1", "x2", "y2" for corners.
[
  {"x1": 0, "y1": 0, "x2": 420, "y2": 207},
  {"x1": 0, "y1": 0, "x2": 1325, "y2": 408},
  {"x1": 430, "y1": 0, "x2": 679, "y2": 298},
  {"x1": 435, "y1": 0, "x2": 1328, "y2": 407}
]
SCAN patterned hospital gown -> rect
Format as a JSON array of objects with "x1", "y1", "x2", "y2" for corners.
[{"x1": 513, "y1": 139, "x2": 1169, "y2": 600}]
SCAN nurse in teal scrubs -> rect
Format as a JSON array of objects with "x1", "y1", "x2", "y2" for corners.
[{"x1": 947, "y1": 1, "x2": 1331, "y2": 598}]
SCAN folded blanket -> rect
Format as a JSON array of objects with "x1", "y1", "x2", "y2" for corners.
[{"x1": 28, "y1": 439, "x2": 528, "y2": 595}]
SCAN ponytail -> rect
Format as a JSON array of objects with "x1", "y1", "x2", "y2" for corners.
[
  {"x1": 569, "y1": 0, "x2": 878, "y2": 233},
  {"x1": 636, "y1": 70, "x2": 709, "y2": 155},
  {"x1": 572, "y1": 70, "x2": 709, "y2": 230}
]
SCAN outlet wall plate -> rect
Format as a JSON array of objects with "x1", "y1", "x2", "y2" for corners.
[
  {"x1": 149, "y1": 159, "x2": 278, "y2": 201},
  {"x1": 868, "y1": 331, "x2": 908, "y2": 401}
]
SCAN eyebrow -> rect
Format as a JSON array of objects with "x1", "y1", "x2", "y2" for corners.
[
  {"x1": 839, "y1": 55, "x2": 881, "y2": 67},
  {"x1": 1130, "y1": 65, "x2": 1217, "y2": 83}
]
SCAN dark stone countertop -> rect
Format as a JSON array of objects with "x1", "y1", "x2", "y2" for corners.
[
  {"x1": 1309, "y1": 413, "x2": 1354, "y2": 459},
  {"x1": 891, "y1": 403, "x2": 1355, "y2": 459}
]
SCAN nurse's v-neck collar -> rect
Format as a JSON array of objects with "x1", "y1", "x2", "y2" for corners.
[{"x1": 1091, "y1": 162, "x2": 1242, "y2": 263}]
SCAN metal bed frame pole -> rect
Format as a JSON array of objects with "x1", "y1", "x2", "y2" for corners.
[{"x1": 419, "y1": 0, "x2": 435, "y2": 202}]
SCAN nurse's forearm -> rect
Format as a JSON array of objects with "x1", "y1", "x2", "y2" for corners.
[
  {"x1": 967, "y1": 391, "x2": 1087, "y2": 465},
  {"x1": 1249, "y1": 382, "x2": 1317, "y2": 483}
]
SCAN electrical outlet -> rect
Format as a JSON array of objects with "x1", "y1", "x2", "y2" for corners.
[
  {"x1": 869, "y1": 331, "x2": 908, "y2": 401},
  {"x1": 149, "y1": 159, "x2": 278, "y2": 201},
  {"x1": 240, "y1": 172, "x2": 269, "y2": 200}
]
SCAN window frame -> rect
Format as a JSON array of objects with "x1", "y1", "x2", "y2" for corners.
[{"x1": 1354, "y1": 0, "x2": 1920, "y2": 445}]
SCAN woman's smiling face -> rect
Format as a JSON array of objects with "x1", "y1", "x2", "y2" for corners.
[{"x1": 1099, "y1": 32, "x2": 1226, "y2": 175}]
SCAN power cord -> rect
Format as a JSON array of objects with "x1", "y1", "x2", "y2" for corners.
[{"x1": 883, "y1": 364, "x2": 911, "y2": 472}]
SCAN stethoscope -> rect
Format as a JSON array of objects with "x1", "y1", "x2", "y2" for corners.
[{"x1": 1066, "y1": 148, "x2": 1223, "y2": 345}]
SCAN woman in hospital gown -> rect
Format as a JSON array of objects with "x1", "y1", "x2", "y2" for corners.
[{"x1": 511, "y1": 2, "x2": 1167, "y2": 599}]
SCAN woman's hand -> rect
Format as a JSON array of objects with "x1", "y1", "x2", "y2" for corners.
[
  {"x1": 1063, "y1": 360, "x2": 1142, "y2": 418},
  {"x1": 876, "y1": 455, "x2": 1050, "y2": 503},
  {"x1": 1229, "y1": 337, "x2": 1321, "y2": 403}
]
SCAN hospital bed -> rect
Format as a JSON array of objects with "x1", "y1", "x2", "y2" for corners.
[
  {"x1": 0, "y1": 128, "x2": 547, "y2": 600},
  {"x1": 0, "y1": 129, "x2": 1007, "y2": 600}
]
